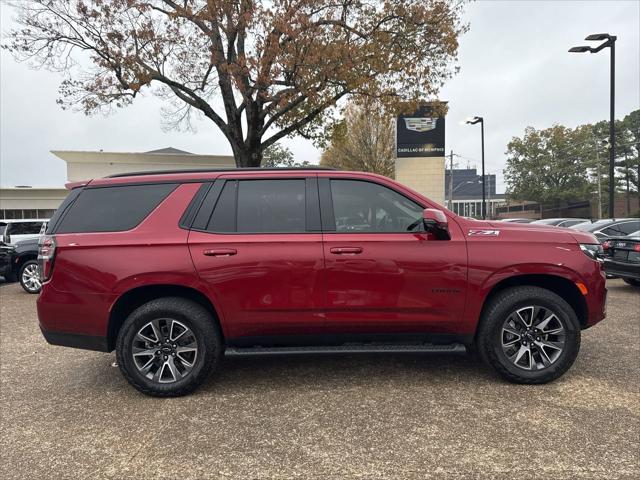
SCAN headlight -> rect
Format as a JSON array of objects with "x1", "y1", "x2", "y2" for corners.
[{"x1": 580, "y1": 243, "x2": 604, "y2": 261}]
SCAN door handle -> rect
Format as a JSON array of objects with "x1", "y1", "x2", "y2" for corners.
[
  {"x1": 330, "y1": 247, "x2": 363, "y2": 255},
  {"x1": 203, "y1": 248, "x2": 237, "y2": 257}
]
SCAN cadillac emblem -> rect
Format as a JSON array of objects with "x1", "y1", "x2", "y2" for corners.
[{"x1": 403, "y1": 117, "x2": 438, "y2": 133}]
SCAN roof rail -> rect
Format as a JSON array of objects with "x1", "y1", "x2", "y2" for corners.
[{"x1": 105, "y1": 166, "x2": 335, "y2": 178}]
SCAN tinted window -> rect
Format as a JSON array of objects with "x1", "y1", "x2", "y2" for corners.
[
  {"x1": 55, "y1": 184, "x2": 177, "y2": 233},
  {"x1": 46, "y1": 188, "x2": 83, "y2": 234},
  {"x1": 7, "y1": 222, "x2": 43, "y2": 235},
  {"x1": 236, "y1": 180, "x2": 306, "y2": 233},
  {"x1": 207, "y1": 181, "x2": 237, "y2": 232},
  {"x1": 330, "y1": 180, "x2": 423, "y2": 232},
  {"x1": 602, "y1": 221, "x2": 640, "y2": 236}
]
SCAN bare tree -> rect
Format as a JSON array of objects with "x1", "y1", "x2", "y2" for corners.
[
  {"x1": 320, "y1": 99, "x2": 395, "y2": 177},
  {"x1": 4, "y1": 0, "x2": 467, "y2": 167}
]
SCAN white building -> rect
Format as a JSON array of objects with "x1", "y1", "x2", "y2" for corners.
[{"x1": 0, "y1": 148, "x2": 234, "y2": 219}]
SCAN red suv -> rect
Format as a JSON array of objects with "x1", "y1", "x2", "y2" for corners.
[{"x1": 37, "y1": 168, "x2": 607, "y2": 396}]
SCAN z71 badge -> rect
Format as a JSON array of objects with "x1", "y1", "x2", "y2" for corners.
[{"x1": 468, "y1": 229, "x2": 500, "y2": 237}]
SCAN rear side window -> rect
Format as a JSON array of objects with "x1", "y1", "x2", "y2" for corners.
[
  {"x1": 602, "y1": 221, "x2": 640, "y2": 237},
  {"x1": 46, "y1": 188, "x2": 83, "y2": 234},
  {"x1": 237, "y1": 180, "x2": 306, "y2": 233},
  {"x1": 202, "y1": 179, "x2": 307, "y2": 233},
  {"x1": 6, "y1": 222, "x2": 43, "y2": 235},
  {"x1": 55, "y1": 183, "x2": 177, "y2": 233},
  {"x1": 207, "y1": 181, "x2": 237, "y2": 232}
]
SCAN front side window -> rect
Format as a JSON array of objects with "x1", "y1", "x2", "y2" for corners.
[{"x1": 330, "y1": 180, "x2": 423, "y2": 233}]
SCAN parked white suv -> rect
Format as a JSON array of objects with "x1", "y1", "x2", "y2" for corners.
[{"x1": 0, "y1": 219, "x2": 49, "y2": 245}]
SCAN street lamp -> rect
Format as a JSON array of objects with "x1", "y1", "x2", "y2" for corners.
[
  {"x1": 569, "y1": 33, "x2": 617, "y2": 217},
  {"x1": 465, "y1": 116, "x2": 486, "y2": 219}
]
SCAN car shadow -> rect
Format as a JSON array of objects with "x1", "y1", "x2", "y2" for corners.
[{"x1": 201, "y1": 351, "x2": 494, "y2": 393}]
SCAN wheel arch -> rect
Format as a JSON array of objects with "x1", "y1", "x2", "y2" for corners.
[
  {"x1": 478, "y1": 274, "x2": 589, "y2": 332},
  {"x1": 107, "y1": 284, "x2": 224, "y2": 351},
  {"x1": 15, "y1": 253, "x2": 37, "y2": 272}
]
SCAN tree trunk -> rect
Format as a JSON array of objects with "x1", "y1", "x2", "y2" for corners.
[{"x1": 231, "y1": 142, "x2": 264, "y2": 168}]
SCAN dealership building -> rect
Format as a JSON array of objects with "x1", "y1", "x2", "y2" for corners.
[{"x1": 0, "y1": 148, "x2": 234, "y2": 220}]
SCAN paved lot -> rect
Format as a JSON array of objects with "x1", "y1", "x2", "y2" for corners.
[{"x1": 0, "y1": 280, "x2": 638, "y2": 479}]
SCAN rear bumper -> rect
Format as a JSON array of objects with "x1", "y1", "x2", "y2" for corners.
[
  {"x1": 604, "y1": 259, "x2": 640, "y2": 280},
  {"x1": 40, "y1": 328, "x2": 109, "y2": 352},
  {"x1": 37, "y1": 283, "x2": 115, "y2": 349}
]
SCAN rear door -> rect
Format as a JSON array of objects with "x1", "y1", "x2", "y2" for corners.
[
  {"x1": 319, "y1": 177, "x2": 467, "y2": 335},
  {"x1": 188, "y1": 175, "x2": 325, "y2": 340}
]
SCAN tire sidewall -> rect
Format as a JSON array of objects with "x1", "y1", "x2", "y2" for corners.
[
  {"x1": 19, "y1": 260, "x2": 41, "y2": 294},
  {"x1": 116, "y1": 298, "x2": 221, "y2": 396},
  {"x1": 481, "y1": 288, "x2": 581, "y2": 382}
]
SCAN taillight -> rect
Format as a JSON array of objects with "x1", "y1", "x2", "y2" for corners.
[
  {"x1": 634, "y1": 244, "x2": 640, "y2": 253},
  {"x1": 38, "y1": 235, "x2": 56, "y2": 282}
]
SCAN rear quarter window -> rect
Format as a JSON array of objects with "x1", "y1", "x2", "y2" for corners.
[{"x1": 54, "y1": 183, "x2": 177, "y2": 233}]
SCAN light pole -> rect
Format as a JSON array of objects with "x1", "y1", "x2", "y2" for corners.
[
  {"x1": 570, "y1": 33, "x2": 617, "y2": 217},
  {"x1": 465, "y1": 116, "x2": 485, "y2": 219}
]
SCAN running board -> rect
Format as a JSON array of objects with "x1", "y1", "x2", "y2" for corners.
[{"x1": 225, "y1": 343, "x2": 467, "y2": 357}]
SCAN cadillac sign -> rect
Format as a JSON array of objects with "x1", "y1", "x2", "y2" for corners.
[{"x1": 396, "y1": 105, "x2": 445, "y2": 158}]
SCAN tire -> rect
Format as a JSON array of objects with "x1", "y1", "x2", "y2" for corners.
[
  {"x1": 19, "y1": 260, "x2": 41, "y2": 294},
  {"x1": 623, "y1": 278, "x2": 640, "y2": 287},
  {"x1": 116, "y1": 297, "x2": 223, "y2": 397},
  {"x1": 476, "y1": 286, "x2": 581, "y2": 384}
]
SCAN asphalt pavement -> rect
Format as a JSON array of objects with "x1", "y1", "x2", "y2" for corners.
[{"x1": 0, "y1": 279, "x2": 638, "y2": 479}]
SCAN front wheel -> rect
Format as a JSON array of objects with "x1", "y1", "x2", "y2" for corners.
[
  {"x1": 19, "y1": 260, "x2": 41, "y2": 294},
  {"x1": 623, "y1": 278, "x2": 640, "y2": 287},
  {"x1": 116, "y1": 297, "x2": 222, "y2": 397},
  {"x1": 476, "y1": 286, "x2": 581, "y2": 384}
]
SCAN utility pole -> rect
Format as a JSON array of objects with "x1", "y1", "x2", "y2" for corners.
[{"x1": 449, "y1": 150, "x2": 454, "y2": 210}]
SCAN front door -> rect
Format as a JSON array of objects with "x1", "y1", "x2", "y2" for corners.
[
  {"x1": 320, "y1": 178, "x2": 467, "y2": 335},
  {"x1": 188, "y1": 176, "x2": 325, "y2": 340}
]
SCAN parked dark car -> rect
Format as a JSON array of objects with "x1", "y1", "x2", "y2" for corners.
[
  {"x1": 0, "y1": 242, "x2": 16, "y2": 281},
  {"x1": 11, "y1": 237, "x2": 41, "y2": 293},
  {"x1": 37, "y1": 168, "x2": 607, "y2": 397},
  {"x1": 602, "y1": 231, "x2": 640, "y2": 287},
  {"x1": 531, "y1": 218, "x2": 589, "y2": 228},
  {"x1": 571, "y1": 218, "x2": 640, "y2": 241}
]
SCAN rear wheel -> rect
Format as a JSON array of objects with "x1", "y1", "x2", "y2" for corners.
[
  {"x1": 476, "y1": 286, "x2": 581, "y2": 384},
  {"x1": 19, "y1": 260, "x2": 41, "y2": 294},
  {"x1": 623, "y1": 278, "x2": 640, "y2": 287},
  {"x1": 116, "y1": 297, "x2": 222, "y2": 397}
]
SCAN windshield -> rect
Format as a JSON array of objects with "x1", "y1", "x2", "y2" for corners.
[{"x1": 0, "y1": 224, "x2": 6, "y2": 235}]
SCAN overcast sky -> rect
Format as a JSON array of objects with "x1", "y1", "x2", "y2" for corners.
[{"x1": 1, "y1": 0, "x2": 639, "y2": 191}]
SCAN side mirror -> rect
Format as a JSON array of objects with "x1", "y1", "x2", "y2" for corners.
[{"x1": 422, "y1": 208, "x2": 450, "y2": 240}]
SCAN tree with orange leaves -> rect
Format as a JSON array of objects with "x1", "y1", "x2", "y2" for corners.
[{"x1": 5, "y1": 0, "x2": 467, "y2": 167}]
